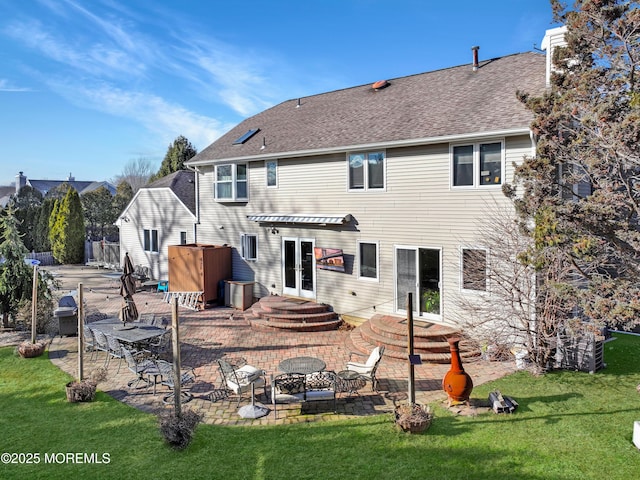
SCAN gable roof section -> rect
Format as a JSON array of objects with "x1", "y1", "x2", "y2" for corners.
[
  {"x1": 188, "y1": 52, "x2": 546, "y2": 166},
  {"x1": 144, "y1": 170, "x2": 196, "y2": 215},
  {"x1": 116, "y1": 170, "x2": 196, "y2": 225},
  {"x1": 81, "y1": 181, "x2": 117, "y2": 195}
]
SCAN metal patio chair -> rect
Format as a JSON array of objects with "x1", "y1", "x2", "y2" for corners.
[
  {"x1": 91, "y1": 329, "x2": 111, "y2": 366},
  {"x1": 155, "y1": 360, "x2": 196, "y2": 404},
  {"x1": 122, "y1": 346, "x2": 157, "y2": 390},
  {"x1": 147, "y1": 330, "x2": 172, "y2": 360},
  {"x1": 82, "y1": 326, "x2": 96, "y2": 361},
  {"x1": 216, "y1": 359, "x2": 266, "y2": 406},
  {"x1": 105, "y1": 334, "x2": 126, "y2": 373},
  {"x1": 345, "y1": 345, "x2": 385, "y2": 391}
]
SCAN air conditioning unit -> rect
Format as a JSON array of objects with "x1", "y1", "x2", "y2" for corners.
[{"x1": 225, "y1": 281, "x2": 255, "y2": 311}]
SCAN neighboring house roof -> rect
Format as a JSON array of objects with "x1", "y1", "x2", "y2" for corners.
[
  {"x1": 188, "y1": 51, "x2": 546, "y2": 166},
  {"x1": 146, "y1": 170, "x2": 196, "y2": 215},
  {"x1": 0, "y1": 186, "x2": 13, "y2": 207},
  {"x1": 78, "y1": 181, "x2": 117, "y2": 195},
  {"x1": 26, "y1": 179, "x2": 116, "y2": 196}
]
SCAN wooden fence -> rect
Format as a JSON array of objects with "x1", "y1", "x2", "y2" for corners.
[
  {"x1": 85, "y1": 241, "x2": 120, "y2": 269},
  {"x1": 26, "y1": 251, "x2": 55, "y2": 266}
]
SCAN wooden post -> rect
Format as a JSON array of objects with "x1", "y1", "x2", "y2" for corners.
[
  {"x1": 78, "y1": 283, "x2": 84, "y2": 381},
  {"x1": 171, "y1": 296, "x2": 181, "y2": 417},
  {"x1": 31, "y1": 265, "x2": 38, "y2": 344},
  {"x1": 407, "y1": 292, "x2": 415, "y2": 405}
]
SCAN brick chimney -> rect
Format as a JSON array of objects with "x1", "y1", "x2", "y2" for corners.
[{"x1": 15, "y1": 171, "x2": 26, "y2": 194}]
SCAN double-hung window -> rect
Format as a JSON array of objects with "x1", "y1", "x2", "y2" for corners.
[
  {"x1": 358, "y1": 241, "x2": 379, "y2": 281},
  {"x1": 348, "y1": 151, "x2": 385, "y2": 191},
  {"x1": 214, "y1": 163, "x2": 248, "y2": 201},
  {"x1": 266, "y1": 160, "x2": 277, "y2": 188},
  {"x1": 461, "y1": 248, "x2": 487, "y2": 291},
  {"x1": 143, "y1": 229, "x2": 159, "y2": 253},
  {"x1": 452, "y1": 141, "x2": 503, "y2": 187},
  {"x1": 241, "y1": 234, "x2": 258, "y2": 261}
]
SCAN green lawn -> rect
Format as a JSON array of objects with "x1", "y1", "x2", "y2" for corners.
[{"x1": 1, "y1": 334, "x2": 639, "y2": 479}]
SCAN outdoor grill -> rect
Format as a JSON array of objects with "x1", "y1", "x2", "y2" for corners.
[{"x1": 53, "y1": 295, "x2": 78, "y2": 336}]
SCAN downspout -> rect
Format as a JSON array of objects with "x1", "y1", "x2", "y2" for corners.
[{"x1": 186, "y1": 164, "x2": 201, "y2": 243}]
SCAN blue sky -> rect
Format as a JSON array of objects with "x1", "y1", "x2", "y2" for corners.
[{"x1": 0, "y1": 0, "x2": 557, "y2": 187}]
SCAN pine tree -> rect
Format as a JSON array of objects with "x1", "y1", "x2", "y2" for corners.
[
  {"x1": 50, "y1": 187, "x2": 85, "y2": 264},
  {"x1": 34, "y1": 197, "x2": 54, "y2": 252},
  {"x1": 0, "y1": 204, "x2": 31, "y2": 328},
  {"x1": 49, "y1": 198, "x2": 61, "y2": 260},
  {"x1": 12, "y1": 185, "x2": 43, "y2": 252},
  {"x1": 81, "y1": 186, "x2": 117, "y2": 241},
  {"x1": 149, "y1": 135, "x2": 197, "y2": 182},
  {"x1": 112, "y1": 181, "x2": 134, "y2": 220},
  {"x1": 511, "y1": 0, "x2": 640, "y2": 337}
]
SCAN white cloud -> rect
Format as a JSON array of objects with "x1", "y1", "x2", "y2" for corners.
[
  {"x1": 169, "y1": 35, "x2": 288, "y2": 117},
  {"x1": 2, "y1": 1, "x2": 333, "y2": 151},
  {"x1": 0, "y1": 79, "x2": 31, "y2": 92},
  {"x1": 4, "y1": 18, "x2": 146, "y2": 79},
  {"x1": 49, "y1": 78, "x2": 231, "y2": 149}
]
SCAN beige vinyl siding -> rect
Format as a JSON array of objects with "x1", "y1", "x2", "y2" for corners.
[
  {"x1": 118, "y1": 189, "x2": 195, "y2": 281},
  {"x1": 194, "y1": 134, "x2": 532, "y2": 326}
]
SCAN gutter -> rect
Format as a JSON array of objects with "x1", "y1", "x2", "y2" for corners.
[{"x1": 186, "y1": 127, "x2": 532, "y2": 166}]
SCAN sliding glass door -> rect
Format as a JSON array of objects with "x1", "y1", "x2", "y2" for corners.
[{"x1": 395, "y1": 246, "x2": 441, "y2": 319}]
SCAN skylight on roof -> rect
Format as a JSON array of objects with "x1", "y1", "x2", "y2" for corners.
[{"x1": 232, "y1": 128, "x2": 260, "y2": 145}]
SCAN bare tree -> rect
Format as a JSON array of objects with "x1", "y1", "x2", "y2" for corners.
[
  {"x1": 112, "y1": 157, "x2": 155, "y2": 194},
  {"x1": 450, "y1": 203, "x2": 577, "y2": 372}
]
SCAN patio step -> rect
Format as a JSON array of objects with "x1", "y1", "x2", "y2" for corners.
[
  {"x1": 248, "y1": 296, "x2": 341, "y2": 332},
  {"x1": 260, "y1": 301, "x2": 330, "y2": 315},
  {"x1": 349, "y1": 314, "x2": 479, "y2": 364},
  {"x1": 250, "y1": 317, "x2": 343, "y2": 332},
  {"x1": 254, "y1": 311, "x2": 339, "y2": 324}
]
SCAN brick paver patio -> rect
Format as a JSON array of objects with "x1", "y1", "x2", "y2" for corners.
[{"x1": 4, "y1": 265, "x2": 517, "y2": 425}]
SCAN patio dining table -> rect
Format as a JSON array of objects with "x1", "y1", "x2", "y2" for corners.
[
  {"x1": 279, "y1": 356, "x2": 326, "y2": 375},
  {"x1": 88, "y1": 318, "x2": 167, "y2": 345}
]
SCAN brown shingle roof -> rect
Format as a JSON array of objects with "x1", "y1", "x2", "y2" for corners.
[
  {"x1": 146, "y1": 170, "x2": 195, "y2": 214},
  {"x1": 189, "y1": 52, "x2": 546, "y2": 165}
]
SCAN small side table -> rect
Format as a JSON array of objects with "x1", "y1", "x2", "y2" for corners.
[{"x1": 337, "y1": 370, "x2": 366, "y2": 397}]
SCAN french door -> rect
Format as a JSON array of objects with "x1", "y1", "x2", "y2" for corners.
[
  {"x1": 282, "y1": 237, "x2": 315, "y2": 299},
  {"x1": 395, "y1": 246, "x2": 442, "y2": 319}
]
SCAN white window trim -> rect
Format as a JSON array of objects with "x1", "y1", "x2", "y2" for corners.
[
  {"x1": 450, "y1": 139, "x2": 505, "y2": 189},
  {"x1": 460, "y1": 246, "x2": 488, "y2": 293},
  {"x1": 357, "y1": 240, "x2": 379, "y2": 282},
  {"x1": 143, "y1": 228, "x2": 159, "y2": 254},
  {"x1": 240, "y1": 233, "x2": 258, "y2": 261},
  {"x1": 347, "y1": 150, "x2": 386, "y2": 192},
  {"x1": 266, "y1": 159, "x2": 278, "y2": 188},
  {"x1": 214, "y1": 163, "x2": 249, "y2": 202}
]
